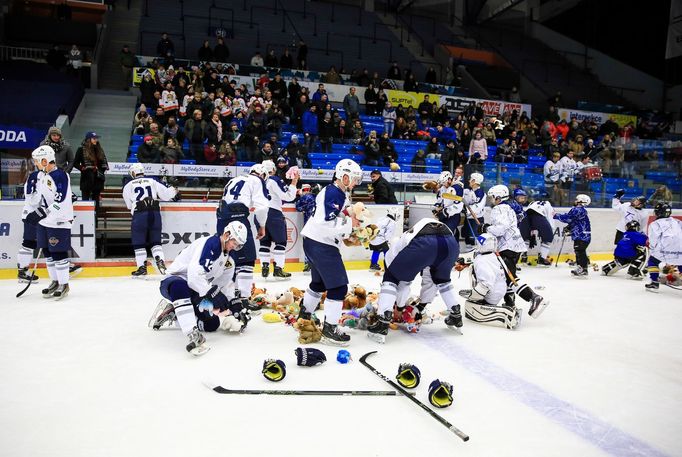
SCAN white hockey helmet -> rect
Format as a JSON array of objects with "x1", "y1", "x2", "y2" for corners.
[
  {"x1": 261, "y1": 160, "x2": 276, "y2": 175},
  {"x1": 476, "y1": 233, "x2": 497, "y2": 254},
  {"x1": 224, "y1": 221, "x2": 248, "y2": 250},
  {"x1": 249, "y1": 163, "x2": 268, "y2": 180},
  {"x1": 129, "y1": 163, "x2": 145, "y2": 178},
  {"x1": 32, "y1": 145, "x2": 56, "y2": 165},
  {"x1": 387, "y1": 207, "x2": 401, "y2": 220},
  {"x1": 487, "y1": 184, "x2": 510, "y2": 201},
  {"x1": 335, "y1": 159, "x2": 363, "y2": 186},
  {"x1": 575, "y1": 194, "x2": 591, "y2": 206},
  {"x1": 469, "y1": 173, "x2": 484, "y2": 185},
  {"x1": 437, "y1": 171, "x2": 453, "y2": 186}
]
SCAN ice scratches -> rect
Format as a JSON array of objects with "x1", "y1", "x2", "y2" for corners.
[{"x1": 419, "y1": 333, "x2": 670, "y2": 457}]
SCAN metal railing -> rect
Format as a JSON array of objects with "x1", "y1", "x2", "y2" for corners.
[{"x1": 0, "y1": 45, "x2": 46, "y2": 62}]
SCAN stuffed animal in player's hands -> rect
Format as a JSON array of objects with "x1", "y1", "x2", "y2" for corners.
[
  {"x1": 423, "y1": 181, "x2": 439, "y2": 192},
  {"x1": 285, "y1": 166, "x2": 300, "y2": 180}
]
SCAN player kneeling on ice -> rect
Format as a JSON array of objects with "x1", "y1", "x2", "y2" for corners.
[
  {"x1": 122, "y1": 163, "x2": 179, "y2": 277},
  {"x1": 645, "y1": 203, "x2": 682, "y2": 293},
  {"x1": 459, "y1": 233, "x2": 527, "y2": 329},
  {"x1": 601, "y1": 220, "x2": 648, "y2": 280},
  {"x1": 368, "y1": 219, "x2": 460, "y2": 343},
  {"x1": 368, "y1": 207, "x2": 400, "y2": 271},
  {"x1": 150, "y1": 222, "x2": 250, "y2": 356},
  {"x1": 553, "y1": 194, "x2": 592, "y2": 278}
]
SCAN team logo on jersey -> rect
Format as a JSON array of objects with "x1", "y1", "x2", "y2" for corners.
[
  {"x1": 47, "y1": 179, "x2": 52, "y2": 188},
  {"x1": 48, "y1": 236, "x2": 59, "y2": 246}
]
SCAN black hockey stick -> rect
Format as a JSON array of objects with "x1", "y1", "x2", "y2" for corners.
[
  {"x1": 555, "y1": 233, "x2": 567, "y2": 268},
  {"x1": 360, "y1": 351, "x2": 470, "y2": 442},
  {"x1": 16, "y1": 248, "x2": 42, "y2": 298},
  {"x1": 207, "y1": 384, "x2": 400, "y2": 396}
]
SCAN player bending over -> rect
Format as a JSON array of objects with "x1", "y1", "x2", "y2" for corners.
[
  {"x1": 645, "y1": 203, "x2": 682, "y2": 293},
  {"x1": 553, "y1": 194, "x2": 592, "y2": 278},
  {"x1": 601, "y1": 220, "x2": 648, "y2": 280},
  {"x1": 122, "y1": 163, "x2": 178, "y2": 277},
  {"x1": 368, "y1": 207, "x2": 400, "y2": 271},
  {"x1": 151, "y1": 222, "x2": 250, "y2": 355},
  {"x1": 514, "y1": 189, "x2": 554, "y2": 266}
]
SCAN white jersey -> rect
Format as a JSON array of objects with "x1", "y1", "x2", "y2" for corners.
[
  {"x1": 385, "y1": 219, "x2": 451, "y2": 267},
  {"x1": 436, "y1": 182, "x2": 464, "y2": 217},
  {"x1": 37, "y1": 168, "x2": 73, "y2": 229},
  {"x1": 167, "y1": 235, "x2": 235, "y2": 298},
  {"x1": 559, "y1": 156, "x2": 578, "y2": 182},
  {"x1": 473, "y1": 253, "x2": 507, "y2": 305},
  {"x1": 266, "y1": 175, "x2": 297, "y2": 212},
  {"x1": 122, "y1": 177, "x2": 177, "y2": 215},
  {"x1": 543, "y1": 160, "x2": 561, "y2": 183},
  {"x1": 222, "y1": 174, "x2": 270, "y2": 226},
  {"x1": 369, "y1": 216, "x2": 397, "y2": 247},
  {"x1": 301, "y1": 183, "x2": 352, "y2": 247},
  {"x1": 527, "y1": 200, "x2": 555, "y2": 230},
  {"x1": 463, "y1": 187, "x2": 486, "y2": 219},
  {"x1": 487, "y1": 202, "x2": 526, "y2": 253},
  {"x1": 612, "y1": 199, "x2": 648, "y2": 233},
  {"x1": 648, "y1": 217, "x2": 682, "y2": 264},
  {"x1": 22, "y1": 170, "x2": 44, "y2": 220}
]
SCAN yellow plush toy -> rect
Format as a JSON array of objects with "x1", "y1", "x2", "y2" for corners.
[
  {"x1": 293, "y1": 319, "x2": 322, "y2": 344},
  {"x1": 389, "y1": 162, "x2": 400, "y2": 171},
  {"x1": 262, "y1": 312, "x2": 283, "y2": 323},
  {"x1": 422, "y1": 181, "x2": 439, "y2": 192}
]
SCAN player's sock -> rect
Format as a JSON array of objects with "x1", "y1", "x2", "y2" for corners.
[
  {"x1": 273, "y1": 244, "x2": 286, "y2": 268},
  {"x1": 437, "y1": 282, "x2": 458, "y2": 309},
  {"x1": 370, "y1": 251, "x2": 380, "y2": 265},
  {"x1": 235, "y1": 266, "x2": 254, "y2": 298},
  {"x1": 55, "y1": 259, "x2": 70, "y2": 285},
  {"x1": 150, "y1": 245, "x2": 164, "y2": 262},
  {"x1": 17, "y1": 246, "x2": 33, "y2": 269},
  {"x1": 323, "y1": 298, "x2": 343, "y2": 325},
  {"x1": 46, "y1": 257, "x2": 57, "y2": 281},
  {"x1": 173, "y1": 298, "x2": 197, "y2": 335},
  {"x1": 396, "y1": 281, "x2": 412, "y2": 308},
  {"x1": 539, "y1": 243, "x2": 550, "y2": 259},
  {"x1": 377, "y1": 282, "x2": 398, "y2": 314},
  {"x1": 302, "y1": 288, "x2": 323, "y2": 313},
  {"x1": 134, "y1": 248, "x2": 147, "y2": 268}
]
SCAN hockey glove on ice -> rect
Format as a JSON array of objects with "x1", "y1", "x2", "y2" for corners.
[
  {"x1": 25, "y1": 207, "x2": 48, "y2": 225},
  {"x1": 428, "y1": 379, "x2": 453, "y2": 408},
  {"x1": 396, "y1": 363, "x2": 421, "y2": 389},
  {"x1": 262, "y1": 359, "x2": 286, "y2": 382}
]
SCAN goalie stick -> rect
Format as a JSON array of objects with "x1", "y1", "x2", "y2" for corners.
[
  {"x1": 205, "y1": 383, "x2": 401, "y2": 396},
  {"x1": 16, "y1": 248, "x2": 42, "y2": 298},
  {"x1": 360, "y1": 351, "x2": 470, "y2": 442}
]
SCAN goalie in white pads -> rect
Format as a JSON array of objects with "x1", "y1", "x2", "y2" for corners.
[
  {"x1": 460, "y1": 233, "x2": 522, "y2": 329},
  {"x1": 151, "y1": 222, "x2": 250, "y2": 355},
  {"x1": 122, "y1": 163, "x2": 178, "y2": 277},
  {"x1": 645, "y1": 203, "x2": 682, "y2": 293}
]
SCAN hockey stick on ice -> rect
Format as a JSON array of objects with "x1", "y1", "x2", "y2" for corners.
[
  {"x1": 205, "y1": 382, "x2": 401, "y2": 396},
  {"x1": 16, "y1": 248, "x2": 42, "y2": 298},
  {"x1": 360, "y1": 351, "x2": 470, "y2": 442},
  {"x1": 555, "y1": 233, "x2": 567, "y2": 268}
]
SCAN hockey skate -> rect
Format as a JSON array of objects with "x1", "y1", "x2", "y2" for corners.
[
  {"x1": 261, "y1": 262, "x2": 270, "y2": 278},
  {"x1": 367, "y1": 311, "x2": 391, "y2": 344},
  {"x1": 528, "y1": 294, "x2": 549, "y2": 319},
  {"x1": 272, "y1": 263, "x2": 291, "y2": 280},
  {"x1": 321, "y1": 321, "x2": 350, "y2": 346},
  {"x1": 537, "y1": 255, "x2": 552, "y2": 267},
  {"x1": 645, "y1": 282, "x2": 660, "y2": 293},
  {"x1": 571, "y1": 266, "x2": 588, "y2": 279},
  {"x1": 520, "y1": 253, "x2": 528, "y2": 264},
  {"x1": 18, "y1": 267, "x2": 38, "y2": 283},
  {"x1": 154, "y1": 256, "x2": 167, "y2": 275},
  {"x1": 52, "y1": 284, "x2": 69, "y2": 300},
  {"x1": 302, "y1": 262, "x2": 311, "y2": 274},
  {"x1": 42, "y1": 280, "x2": 59, "y2": 298},
  {"x1": 507, "y1": 307, "x2": 522, "y2": 330},
  {"x1": 69, "y1": 264, "x2": 83, "y2": 277},
  {"x1": 369, "y1": 263, "x2": 381, "y2": 272},
  {"x1": 131, "y1": 265, "x2": 148, "y2": 278},
  {"x1": 627, "y1": 272, "x2": 644, "y2": 280},
  {"x1": 148, "y1": 300, "x2": 176, "y2": 330},
  {"x1": 186, "y1": 327, "x2": 210, "y2": 356},
  {"x1": 444, "y1": 306, "x2": 463, "y2": 334}
]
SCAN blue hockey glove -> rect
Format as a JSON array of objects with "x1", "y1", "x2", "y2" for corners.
[
  {"x1": 25, "y1": 207, "x2": 47, "y2": 225},
  {"x1": 613, "y1": 189, "x2": 625, "y2": 200}
]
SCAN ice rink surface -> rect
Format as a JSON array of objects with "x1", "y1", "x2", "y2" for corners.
[{"x1": 1, "y1": 264, "x2": 681, "y2": 457}]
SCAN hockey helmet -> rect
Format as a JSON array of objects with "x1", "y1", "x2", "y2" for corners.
[
  {"x1": 632, "y1": 195, "x2": 647, "y2": 209},
  {"x1": 261, "y1": 160, "x2": 276, "y2": 175},
  {"x1": 224, "y1": 221, "x2": 248, "y2": 250},
  {"x1": 476, "y1": 233, "x2": 497, "y2": 254},
  {"x1": 335, "y1": 159, "x2": 363, "y2": 186},
  {"x1": 469, "y1": 173, "x2": 484, "y2": 185},
  {"x1": 513, "y1": 188, "x2": 528, "y2": 204},
  {"x1": 129, "y1": 163, "x2": 145, "y2": 178},
  {"x1": 32, "y1": 145, "x2": 56, "y2": 166},
  {"x1": 437, "y1": 171, "x2": 453, "y2": 186},
  {"x1": 249, "y1": 163, "x2": 268, "y2": 180},
  {"x1": 654, "y1": 202, "x2": 671, "y2": 219},
  {"x1": 625, "y1": 220, "x2": 641, "y2": 232},
  {"x1": 575, "y1": 194, "x2": 591, "y2": 206},
  {"x1": 487, "y1": 184, "x2": 509, "y2": 202}
]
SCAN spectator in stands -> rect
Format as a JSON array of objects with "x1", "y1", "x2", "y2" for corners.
[
  {"x1": 411, "y1": 149, "x2": 427, "y2": 172},
  {"x1": 205, "y1": 112, "x2": 223, "y2": 145},
  {"x1": 433, "y1": 124, "x2": 457, "y2": 144},
  {"x1": 434, "y1": 105, "x2": 448, "y2": 125},
  {"x1": 224, "y1": 121, "x2": 244, "y2": 160},
  {"x1": 543, "y1": 152, "x2": 562, "y2": 206},
  {"x1": 387, "y1": 61, "x2": 401, "y2": 80},
  {"x1": 139, "y1": 72, "x2": 157, "y2": 107},
  {"x1": 459, "y1": 127, "x2": 472, "y2": 152},
  {"x1": 379, "y1": 132, "x2": 397, "y2": 166},
  {"x1": 370, "y1": 170, "x2": 398, "y2": 204},
  {"x1": 160, "y1": 137, "x2": 183, "y2": 164},
  {"x1": 496, "y1": 138, "x2": 513, "y2": 163},
  {"x1": 556, "y1": 119, "x2": 569, "y2": 141},
  {"x1": 197, "y1": 40, "x2": 213, "y2": 61},
  {"x1": 425, "y1": 66, "x2": 437, "y2": 84},
  {"x1": 259, "y1": 143, "x2": 275, "y2": 162},
  {"x1": 302, "y1": 105, "x2": 319, "y2": 153},
  {"x1": 468, "y1": 130, "x2": 487, "y2": 164},
  {"x1": 201, "y1": 142, "x2": 218, "y2": 165},
  {"x1": 335, "y1": 119, "x2": 350, "y2": 142},
  {"x1": 66, "y1": 45, "x2": 82, "y2": 76},
  {"x1": 350, "y1": 119, "x2": 365, "y2": 145},
  {"x1": 41, "y1": 126, "x2": 74, "y2": 173},
  {"x1": 46, "y1": 45, "x2": 66, "y2": 70},
  {"x1": 312, "y1": 83, "x2": 326, "y2": 103},
  {"x1": 148, "y1": 122, "x2": 163, "y2": 147},
  {"x1": 297, "y1": 40, "x2": 308, "y2": 69},
  {"x1": 268, "y1": 73, "x2": 287, "y2": 103},
  {"x1": 376, "y1": 88, "x2": 387, "y2": 114},
  {"x1": 185, "y1": 92, "x2": 212, "y2": 120},
  {"x1": 441, "y1": 139, "x2": 457, "y2": 172},
  {"x1": 73, "y1": 132, "x2": 108, "y2": 214},
  {"x1": 583, "y1": 137, "x2": 597, "y2": 160},
  {"x1": 355, "y1": 68, "x2": 369, "y2": 87},
  {"x1": 382, "y1": 102, "x2": 396, "y2": 138},
  {"x1": 393, "y1": 117, "x2": 407, "y2": 139},
  {"x1": 425, "y1": 136, "x2": 441, "y2": 160},
  {"x1": 511, "y1": 140, "x2": 527, "y2": 164},
  {"x1": 134, "y1": 105, "x2": 151, "y2": 134},
  {"x1": 249, "y1": 51, "x2": 263, "y2": 67},
  {"x1": 364, "y1": 83, "x2": 378, "y2": 115},
  {"x1": 267, "y1": 102, "x2": 285, "y2": 137},
  {"x1": 153, "y1": 107, "x2": 167, "y2": 128},
  {"x1": 546, "y1": 106, "x2": 560, "y2": 124},
  {"x1": 157, "y1": 32, "x2": 174, "y2": 58},
  {"x1": 288, "y1": 77, "x2": 302, "y2": 104},
  {"x1": 120, "y1": 44, "x2": 137, "y2": 90},
  {"x1": 319, "y1": 112, "x2": 335, "y2": 153},
  {"x1": 284, "y1": 134, "x2": 302, "y2": 166},
  {"x1": 343, "y1": 87, "x2": 361, "y2": 120},
  {"x1": 325, "y1": 66, "x2": 341, "y2": 85},
  {"x1": 212, "y1": 37, "x2": 229, "y2": 62},
  {"x1": 280, "y1": 48, "x2": 293, "y2": 68},
  {"x1": 217, "y1": 143, "x2": 237, "y2": 166},
  {"x1": 482, "y1": 123, "x2": 496, "y2": 146},
  {"x1": 649, "y1": 185, "x2": 673, "y2": 206},
  {"x1": 540, "y1": 120, "x2": 557, "y2": 158},
  {"x1": 622, "y1": 143, "x2": 638, "y2": 179},
  {"x1": 137, "y1": 135, "x2": 161, "y2": 163},
  {"x1": 403, "y1": 73, "x2": 417, "y2": 92},
  {"x1": 548, "y1": 91, "x2": 563, "y2": 108},
  {"x1": 184, "y1": 110, "x2": 207, "y2": 164},
  {"x1": 418, "y1": 95, "x2": 434, "y2": 123},
  {"x1": 163, "y1": 117, "x2": 181, "y2": 144},
  {"x1": 264, "y1": 49, "x2": 277, "y2": 67},
  {"x1": 364, "y1": 135, "x2": 381, "y2": 167},
  {"x1": 275, "y1": 156, "x2": 289, "y2": 181}
]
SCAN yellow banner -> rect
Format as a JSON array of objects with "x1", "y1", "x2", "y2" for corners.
[
  {"x1": 132, "y1": 67, "x2": 156, "y2": 85},
  {"x1": 385, "y1": 89, "x2": 434, "y2": 109},
  {"x1": 608, "y1": 113, "x2": 637, "y2": 128}
]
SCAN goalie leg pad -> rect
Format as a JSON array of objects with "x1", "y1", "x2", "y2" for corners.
[
  {"x1": 465, "y1": 300, "x2": 520, "y2": 329},
  {"x1": 601, "y1": 260, "x2": 624, "y2": 276}
]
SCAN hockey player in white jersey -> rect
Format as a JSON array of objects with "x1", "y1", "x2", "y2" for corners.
[
  {"x1": 480, "y1": 185, "x2": 547, "y2": 315},
  {"x1": 258, "y1": 160, "x2": 298, "y2": 279},
  {"x1": 612, "y1": 189, "x2": 648, "y2": 244},
  {"x1": 459, "y1": 233, "x2": 523, "y2": 329},
  {"x1": 514, "y1": 189, "x2": 554, "y2": 266},
  {"x1": 368, "y1": 207, "x2": 400, "y2": 271},
  {"x1": 151, "y1": 222, "x2": 250, "y2": 355},
  {"x1": 368, "y1": 218, "x2": 461, "y2": 342},
  {"x1": 17, "y1": 152, "x2": 45, "y2": 282},
  {"x1": 433, "y1": 171, "x2": 464, "y2": 240},
  {"x1": 298, "y1": 159, "x2": 362, "y2": 346},
  {"x1": 645, "y1": 203, "x2": 682, "y2": 293},
  {"x1": 122, "y1": 163, "x2": 178, "y2": 277},
  {"x1": 462, "y1": 172, "x2": 485, "y2": 246},
  {"x1": 217, "y1": 164, "x2": 270, "y2": 301},
  {"x1": 24, "y1": 145, "x2": 74, "y2": 299}
]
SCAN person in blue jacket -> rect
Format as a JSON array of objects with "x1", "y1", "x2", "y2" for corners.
[{"x1": 553, "y1": 194, "x2": 592, "y2": 278}]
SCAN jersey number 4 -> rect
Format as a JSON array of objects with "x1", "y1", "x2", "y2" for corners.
[
  {"x1": 225, "y1": 181, "x2": 245, "y2": 200},
  {"x1": 134, "y1": 186, "x2": 153, "y2": 201}
]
